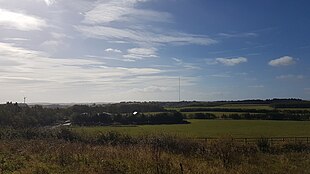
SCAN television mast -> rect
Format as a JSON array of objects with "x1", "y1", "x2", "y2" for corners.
[
  {"x1": 178, "y1": 76, "x2": 181, "y2": 102},
  {"x1": 23, "y1": 97, "x2": 27, "y2": 104}
]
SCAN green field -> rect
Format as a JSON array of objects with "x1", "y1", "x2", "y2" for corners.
[
  {"x1": 166, "y1": 104, "x2": 275, "y2": 111},
  {"x1": 211, "y1": 104, "x2": 273, "y2": 110},
  {"x1": 73, "y1": 119, "x2": 310, "y2": 138},
  {"x1": 146, "y1": 111, "x2": 248, "y2": 117}
]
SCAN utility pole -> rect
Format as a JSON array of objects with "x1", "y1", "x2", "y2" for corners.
[{"x1": 179, "y1": 76, "x2": 181, "y2": 102}]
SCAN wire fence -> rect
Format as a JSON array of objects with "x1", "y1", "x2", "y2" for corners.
[{"x1": 197, "y1": 137, "x2": 310, "y2": 144}]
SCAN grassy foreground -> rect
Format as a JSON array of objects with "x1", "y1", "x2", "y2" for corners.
[
  {"x1": 1, "y1": 131, "x2": 310, "y2": 174},
  {"x1": 73, "y1": 119, "x2": 310, "y2": 138}
]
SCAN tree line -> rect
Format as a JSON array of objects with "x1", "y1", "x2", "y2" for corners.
[
  {"x1": 0, "y1": 102, "x2": 181, "y2": 128},
  {"x1": 72, "y1": 112, "x2": 187, "y2": 126}
]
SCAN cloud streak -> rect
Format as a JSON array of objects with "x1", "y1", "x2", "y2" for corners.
[
  {"x1": 123, "y1": 47, "x2": 157, "y2": 60},
  {"x1": 76, "y1": 25, "x2": 216, "y2": 46},
  {"x1": 215, "y1": 57, "x2": 248, "y2": 66},
  {"x1": 218, "y1": 32, "x2": 258, "y2": 38},
  {"x1": 0, "y1": 42, "x2": 164, "y2": 87},
  {"x1": 276, "y1": 74, "x2": 304, "y2": 80},
  {"x1": 83, "y1": 0, "x2": 172, "y2": 24},
  {"x1": 44, "y1": 0, "x2": 55, "y2": 6},
  {"x1": 105, "y1": 48, "x2": 122, "y2": 53},
  {"x1": 0, "y1": 41, "x2": 199, "y2": 102},
  {"x1": 0, "y1": 8, "x2": 47, "y2": 31}
]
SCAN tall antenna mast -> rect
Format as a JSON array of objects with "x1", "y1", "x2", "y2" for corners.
[
  {"x1": 178, "y1": 76, "x2": 181, "y2": 102},
  {"x1": 23, "y1": 97, "x2": 27, "y2": 104}
]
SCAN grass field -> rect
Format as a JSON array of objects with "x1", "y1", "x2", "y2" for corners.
[
  {"x1": 73, "y1": 119, "x2": 310, "y2": 138},
  {"x1": 166, "y1": 104, "x2": 275, "y2": 111},
  {"x1": 212, "y1": 104, "x2": 273, "y2": 110}
]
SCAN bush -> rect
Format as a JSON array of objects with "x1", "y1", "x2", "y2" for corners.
[
  {"x1": 194, "y1": 113, "x2": 216, "y2": 119},
  {"x1": 210, "y1": 137, "x2": 242, "y2": 168},
  {"x1": 282, "y1": 142, "x2": 310, "y2": 152},
  {"x1": 256, "y1": 137, "x2": 271, "y2": 153},
  {"x1": 96, "y1": 131, "x2": 135, "y2": 145},
  {"x1": 56, "y1": 128, "x2": 79, "y2": 141}
]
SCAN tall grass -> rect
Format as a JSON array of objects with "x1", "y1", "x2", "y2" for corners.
[{"x1": 0, "y1": 128, "x2": 310, "y2": 173}]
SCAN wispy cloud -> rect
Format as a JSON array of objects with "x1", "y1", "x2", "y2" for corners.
[
  {"x1": 248, "y1": 85, "x2": 264, "y2": 88},
  {"x1": 76, "y1": 25, "x2": 216, "y2": 46},
  {"x1": 2, "y1": 38, "x2": 29, "y2": 42},
  {"x1": 123, "y1": 47, "x2": 157, "y2": 60},
  {"x1": 269, "y1": 56, "x2": 296, "y2": 67},
  {"x1": 131, "y1": 86, "x2": 174, "y2": 93},
  {"x1": 76, "y1": 0, "x2": 216, "y2": 47},
  {"x1": 0, "y1": 8, "x2": 47, "y2": 31},
  {"x1": 41, "y1": 40, "x2": 62, "y2": 48},
  {"x1": 0, "y1": 42, "x2": 164, "y2": 90},
  {"x1": 276, "y1": 74, "x2": 304, "y2": 80},
  {"x1": 172, "y1": 58, "x2": 182, "y2": 63},
  {"x1": 0, "y1": 42, "x2": 197, "y2": 101},
  {"x1": 218, "y1": 32, "x2": 258, "y2": 38},
  {"x1": 105, "y1": 48, "x2": 122, "y2": 53},
  {"x1": 209, "y1": 74, "x2": 231, "y2": 78},
  {"x1": 215, "y1": 57, "x2": 248, "y2": 66},
  {"x1": 44, "y1": 0, "x2": 55, "y2": 6},
  {"x1": 172, "y1": 58, "x2": 200, "y2": 70},
  {"x1": 83, "y1": 0, "x2": 172, "y2": 24}
]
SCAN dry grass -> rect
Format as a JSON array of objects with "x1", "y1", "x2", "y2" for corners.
[{"x1": 0, "y1": 131, "x2": 310, "y2": 174}]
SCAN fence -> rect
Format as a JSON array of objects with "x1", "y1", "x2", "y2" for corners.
[{"x1": 198, "y1": 137, "x2": 310, "y2": 144}]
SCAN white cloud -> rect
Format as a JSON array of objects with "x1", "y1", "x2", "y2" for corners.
[
  {"x1": 0, "y1": 8, "x2": 47, "y2": 31},
  {"x1": 51, "y1": 32, "x2": 70, "y2": 39},
  {"x1": 215, "y1": 57, "x2": 248, "y2": 66},
  {"x1": 76, "y1": 25, "x2": 216, "y2": 46},
  {"x1": 123, "y1": 47, "x2": 157, "y2": 60},
  {"x1": 276, "y1": 74, "x2": 304, "y2": 80},
  {"x1": 0, "y1": 40, "x2": 167, "y2": 100},
  {"x1": 41, "y1": 40, "x2": 62, "y2": 47},
  {"x1": 172, "y1": 57, "x2": 200, "y2": 70},
  {"x1": 105, "y1": 48, "x2": 122, "y2": 53},
  {"x1": 83, "y1": 0, "x2": 171, "y2": 24},
  {"x1": 218, "y1": 32, "x2": 258, "y2": 38},
  {"x1": 248, "y1": 85, "x2": 264, "y2": 88},
  {"x1": 131, "y1": 86, "x2": 174, "y2": 93},
  {"x1": 210, "y1": 74, "x2": 231, "y2": 78},
  {"x1": 268, "y1": 56, "x2": 296, "y2": 67},
  {"x1": 2, "y1": 38, "x2": 29, "y2": 42},
  {"x1": 76, "y1": 0, "x2": 216, "y2": 47},
  {"x1": 0, "y1": 42, "x2": 199, "y2": 102},
  {"x1": 0, "y1": 42, "x2": 164, "y2": 89},
  {"x1": 172, "y1": 58, "x2": 182, "y2": 63},
  {"x1": 44, "y1": 0, "x2": 55, "y2": 6}
]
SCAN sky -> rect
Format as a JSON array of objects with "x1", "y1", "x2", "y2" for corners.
[{"x1": 0, "y1": 0, "x2": 310, "y2": 103}]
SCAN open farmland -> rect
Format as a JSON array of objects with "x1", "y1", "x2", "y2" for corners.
[
  {"x1": 73, "y1": 119, "x2": 310, "y2": 138},
  {"x1": 165, "y1": 104, "x2": 274, "y2": 111}
]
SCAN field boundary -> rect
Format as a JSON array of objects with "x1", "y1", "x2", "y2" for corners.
[{"x1": 198, "y1": 137, "x2": 310, "y2": 144}]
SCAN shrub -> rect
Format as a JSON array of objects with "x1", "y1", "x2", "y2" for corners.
[
  {"x1": 282, "y1": 142, "x2": 310, "y2": 152},
  {"x1": 256, "y1": 137, "x2": 271, "y2": 153},
  {"x1": 56, "y1": 128, "x2": 78, "y2": 141},
  {"x1": 96, "y1": 131, "x2": 135, "y2": 145},
  {"x1": 210, "y1": 137, "x2": 243, "y2": 168}
]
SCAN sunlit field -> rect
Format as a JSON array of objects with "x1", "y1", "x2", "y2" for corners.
[{"x1": 73, "y1": 119, "x2": 310, "y2": 138}]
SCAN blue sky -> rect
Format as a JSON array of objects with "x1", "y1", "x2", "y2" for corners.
[{"x1": 0, "y1": 0, "x2": 309, "y2": 103}]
